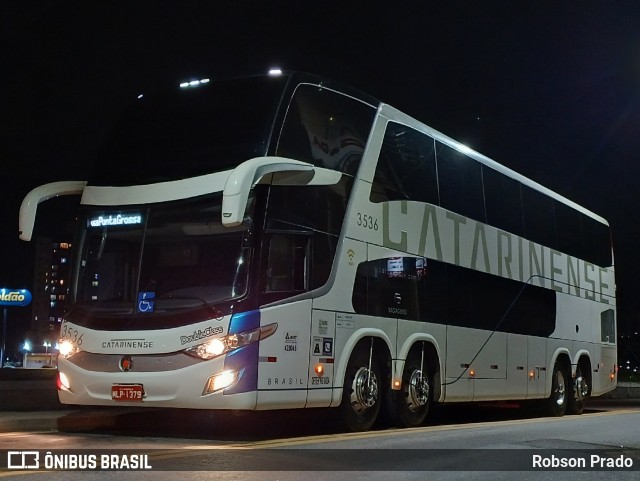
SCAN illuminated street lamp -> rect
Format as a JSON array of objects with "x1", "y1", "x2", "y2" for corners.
[{"x1": 22, "y1": 340, "x2": 31, "y2": 367}]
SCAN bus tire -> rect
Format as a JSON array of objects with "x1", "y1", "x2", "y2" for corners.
[
  {"x1": 567, "y1": 365, "x2": 589, "y2": 415},
  {"x1": 394, "y1": 352, "x2": 431, "y2": 428},
  {"x1": 547, "y1": 362, "x2": 569, "y2": 417},
  {"x1": 340, "y1": 347, "x2": 381, "y2": 432}
]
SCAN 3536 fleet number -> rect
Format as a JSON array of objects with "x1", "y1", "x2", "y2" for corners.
[{"x1": 356, "y1": 213, "x2": 378, "y2": 230}]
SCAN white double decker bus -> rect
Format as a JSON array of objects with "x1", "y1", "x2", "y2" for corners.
[{"x1": 19, "y1": 71, "x2": 616, "y2": 431}]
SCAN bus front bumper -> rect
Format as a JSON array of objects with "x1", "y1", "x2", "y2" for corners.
[{"x1": 56, "y1": 356, "x2": 257, "y2": 410}]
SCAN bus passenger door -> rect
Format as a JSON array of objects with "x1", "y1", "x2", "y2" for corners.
[
  {"x1": 256, "y1": 300, "x2": 312, "y2": 409},
  {"x1": 255, "y1": 231, "x2": 315, "y2": 409}
]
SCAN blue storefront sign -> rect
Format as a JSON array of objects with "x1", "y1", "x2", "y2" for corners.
[{"x1": 0, "y1": 288, "x2": 32, "y2": 307}]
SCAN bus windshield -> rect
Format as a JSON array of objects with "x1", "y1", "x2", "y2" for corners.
[
  {"x1": 92, "y1": 75, "x2": 287, "y2": 186},
  {"x1": 71, "y1": 194, "x2": 253, "y2": 318}
]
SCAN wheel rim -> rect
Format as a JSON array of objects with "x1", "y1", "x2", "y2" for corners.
[
  {"x1": 574, "y1": 375, "x2": 588, "y2": 401},
  {"x1": 405, "y1": 369, "x2": 429, "y2": 412},
  {"x1": 351, "y1": 367, "x2": 378, "y2": 414},
  {"x1": 554, "y1": 370, "x2": 566, "y2": 406}
]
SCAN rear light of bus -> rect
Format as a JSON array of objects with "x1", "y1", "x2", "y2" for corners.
[{"x1": 184, "y1": 322, "x2": 278, "y2": 360}]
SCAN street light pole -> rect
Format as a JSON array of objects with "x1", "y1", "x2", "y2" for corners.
[
  {"x1": 0, "y1": 308, "x2": 6, "y2": 367},
  {"x1": 23, "y1": 341, "x2": 31, "y2": 368}
]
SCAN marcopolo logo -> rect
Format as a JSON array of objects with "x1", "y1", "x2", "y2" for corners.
[{"x1": 0, "y1": 288, "x2": 32, "y2": 307}]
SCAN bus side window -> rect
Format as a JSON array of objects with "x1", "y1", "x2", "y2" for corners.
[
  {"x1": 436, "y1": 141, "x2": 486, "y2": 223},
  {"x1": 370, "y1": 122, "x2": 438, "y2": 205},
  {"x1": 264, "y1": 233, "x2": 310, "y2": 293},
  {"x1": 581, "y1": 214, "x2": 612, "y2": 267},
  {"x1": 276, "y1": 84, "x2": 375, "y2": 176},
  {"x1": 351, "y1": 257, "x2": 426, "y2": 321},
  {"x1": 482, "y1": 166, "x2": 525, "y2": 237},
  {"x1": 264, "y1": 182, "x2": 351, "y2": 291},
  {"x1": 522, "y1": 185, "x2": 558, "y2": 250}
]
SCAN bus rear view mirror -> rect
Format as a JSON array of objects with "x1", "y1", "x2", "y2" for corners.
[
  {"x1": 221, "y1": 156, "x2": 342, "y2": 227},
  {"x1": 19, "y1": 181, "x2": 87, "y2": 241}
]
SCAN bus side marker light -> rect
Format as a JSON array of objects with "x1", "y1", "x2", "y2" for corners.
[
  {"x1": 393, "y1": 380, "x2": 401, "y2": 388},
  {"x1": 314, "y1": 364, "x2": 324, "y2": 375},
  {"x1": 469, "y1": 369, "x2": 476, "y2": 377}
]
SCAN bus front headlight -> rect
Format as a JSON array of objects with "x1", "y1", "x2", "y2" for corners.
[
  {"x1": 184, "y1": 322, "x2": 277, "y2": 360},
  {"x1": 58, "y1": 340, "x2": 78, "y2": 358}
]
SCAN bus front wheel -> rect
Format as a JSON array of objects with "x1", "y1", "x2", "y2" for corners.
[{"x1": 340, "y1": 347, "x2": 381, "y2": 432}]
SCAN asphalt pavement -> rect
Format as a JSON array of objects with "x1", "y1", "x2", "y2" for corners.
[{"x1": 1, "y1": 398, "x2": 639, "y2": 435}]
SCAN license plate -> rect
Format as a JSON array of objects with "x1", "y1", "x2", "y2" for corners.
[{"x1": 111, "y1": 384, "x2": 145, "y2": 402}]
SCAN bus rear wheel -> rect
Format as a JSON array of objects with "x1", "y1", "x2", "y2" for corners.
[
  {"x1": 394, "y1": 353, "x2": 431, "y2": 428},
  {"x1": 567, "y1": 365, "x2": 589, "y2": 415},
  {"x1": 547, "y1": 362, "x2": 569, "y2": 417},
  {"x1": 340, "y1": 347, "x2": 381, "y2": 432}
]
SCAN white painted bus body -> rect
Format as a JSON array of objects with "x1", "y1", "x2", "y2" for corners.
[{"x1": 30, "y1": 74, "x2": 615, "y2": 422}]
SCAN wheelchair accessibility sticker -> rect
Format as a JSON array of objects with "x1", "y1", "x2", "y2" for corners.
[{"x1": 137, "y1": 292, "x2": 155, "y2": 313}]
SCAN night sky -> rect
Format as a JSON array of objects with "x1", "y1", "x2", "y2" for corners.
[{"x1": 2, "y1": 3, "x2": 640, "y2": 349}]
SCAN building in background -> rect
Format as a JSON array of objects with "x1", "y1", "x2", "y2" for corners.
[{"x1": 31, "y1": 238, "x2": 72, "y2": 341}]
